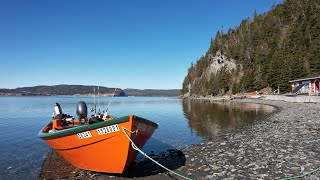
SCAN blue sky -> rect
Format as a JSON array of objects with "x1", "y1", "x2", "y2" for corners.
[{"x1": 0, "y1": 0, "x2": 281, "y2": 89}]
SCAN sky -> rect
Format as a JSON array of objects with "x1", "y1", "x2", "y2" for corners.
[{"x1": 0, "y1": 0, "x2": 282, "y2": 90}]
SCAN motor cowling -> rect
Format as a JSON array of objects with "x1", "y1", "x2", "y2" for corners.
[
  {"x1": 54, "y1": 103, "x2": 63, "y2": 115},
  {"x1": 53, "y1": 103, "x2": 64, "y2": 119},
  {"x1": 76, "y1": 101, "x2": 87, "y2": 119}
]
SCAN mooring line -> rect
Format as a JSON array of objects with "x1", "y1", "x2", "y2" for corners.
[
  {"x1": 122, "y1": 127, "x2": 193, "y2": 180},
  {"x1": 280, "y1": 139, "x2": 320, "y2": 179}
]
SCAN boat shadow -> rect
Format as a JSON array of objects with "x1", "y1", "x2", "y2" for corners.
[
  {"x1": 123, "y1": 150, "x2": 186, "y2": 177},
  {"x1": 101, "y1": 138, "x2": 187, "y2": 178}
]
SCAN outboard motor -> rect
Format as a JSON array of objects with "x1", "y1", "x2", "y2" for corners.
[
  {"x1": 76, "y1": 101, "x2": 88, "y2": 119},
  {"x1": 54, "y1": 103, "x2": 63, "y2": 115},
  {"x1": 53, "y1": 103, "x2": 63, "y2": 119}
]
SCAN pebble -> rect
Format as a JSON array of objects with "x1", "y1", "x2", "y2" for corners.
[{"x1": 204, "y1": 167, "x2": 210, "y2": 172}]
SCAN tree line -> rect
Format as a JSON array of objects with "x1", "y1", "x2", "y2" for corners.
[{"x1": 181, "y1": 0, "x2": 320, "y2": 96}]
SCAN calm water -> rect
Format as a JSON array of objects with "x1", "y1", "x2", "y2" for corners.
[{"x1": 0, "y1": 97, "x2": 275, "y2": 179}]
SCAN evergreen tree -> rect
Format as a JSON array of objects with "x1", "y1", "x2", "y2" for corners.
[{"x1": 181, "y1": 0, "x2": 320, "y2": 97}]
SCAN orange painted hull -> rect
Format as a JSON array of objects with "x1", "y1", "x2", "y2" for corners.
[{"x1": 39, "y1": 115, "x2": 158, "y2": 173}]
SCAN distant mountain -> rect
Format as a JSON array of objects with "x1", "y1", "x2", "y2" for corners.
[
  {"x1": 0, "y1": 85, "x2": 125, "y2": 96},
  {"x1": 123, "y1": 89, "x2": 180, "y2": 97},
  {"x1": 0, "y1": 85, "x2": 180, "y2": 97}
]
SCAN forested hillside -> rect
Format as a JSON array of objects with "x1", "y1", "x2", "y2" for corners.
[
  {"x1": 0, "y1": 85, "x2": 125, "y2": 96},
  {"x1": 0, "y1": 85, "x2": 180, "y2": 97},
  {"x1": 181, "y1": 0, "x2": 320, "y2": 97}
]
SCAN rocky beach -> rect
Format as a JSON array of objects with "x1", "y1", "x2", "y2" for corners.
[{"x1": 39, "y1": 98, "x2": 320, "y2": 180}]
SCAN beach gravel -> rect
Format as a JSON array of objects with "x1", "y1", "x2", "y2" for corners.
[{"x1": 39, "y1": 99, "x2": 320, "y2": 179}]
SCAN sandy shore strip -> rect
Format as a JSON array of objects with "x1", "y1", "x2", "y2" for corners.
[{"x1": 39, "y1": 98, "x2": 320, "y2": 180}]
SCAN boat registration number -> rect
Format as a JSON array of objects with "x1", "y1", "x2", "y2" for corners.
[
  {"x1": 77, "y1": 131, "x2": 92, "y2": 139},
  {"x1": 97, "y1": 124, "x2": 119, "y2": 135}
]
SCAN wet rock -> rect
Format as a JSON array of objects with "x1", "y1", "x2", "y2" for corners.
[{"x1": 204, "y1": 167, "x2": 210, "y2": 172}]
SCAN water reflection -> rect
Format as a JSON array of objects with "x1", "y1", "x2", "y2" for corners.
[{"x1": 182, "y1": 99, "x2": 275, "y2": 139}]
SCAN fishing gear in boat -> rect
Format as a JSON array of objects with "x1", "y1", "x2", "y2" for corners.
[
  {"x1": 97, "y1": 86, "x2": 101, "y2": 114},
  {"x1": 91, "y1": 85, "x2": 97, "y2": 114},
  {"x1": 105, "y1": 88, "x2": 117, "y2": 112},
  {"x1": 102, "y1": 88, "x2": 116, "y2": 120}
]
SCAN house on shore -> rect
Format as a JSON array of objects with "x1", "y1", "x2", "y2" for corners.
[{"x1": 289, "y1": 75, "x2": 320, "y2": 95}]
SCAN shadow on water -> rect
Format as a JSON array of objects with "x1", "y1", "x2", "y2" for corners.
[{"x1": 182, "y1": 99, "x2": 275, "y2": 139}]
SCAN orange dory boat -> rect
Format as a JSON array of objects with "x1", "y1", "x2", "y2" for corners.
[{"x1": 39, "y1": 101, "x2": 158, "y2": 173}]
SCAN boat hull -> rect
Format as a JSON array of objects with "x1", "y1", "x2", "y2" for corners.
[{"x1": 39, "y1": 115, "x2": 158, "y2": 173}]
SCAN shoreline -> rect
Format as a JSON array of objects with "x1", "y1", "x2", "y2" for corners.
[{"x1": 39, "y1": 98, "x2": 320, "y2": 179}]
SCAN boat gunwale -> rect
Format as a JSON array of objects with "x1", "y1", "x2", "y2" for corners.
[{"x1": 38, "y1": 115, "x2": 158, "y2": 140}]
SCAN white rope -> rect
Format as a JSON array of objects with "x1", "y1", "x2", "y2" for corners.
[{"x1": 122, "y1": 127, "x2": 193, "y2": 180}]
